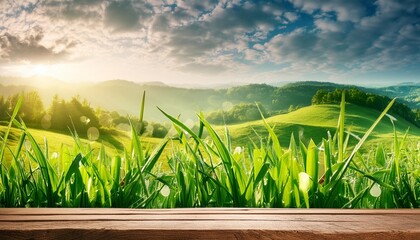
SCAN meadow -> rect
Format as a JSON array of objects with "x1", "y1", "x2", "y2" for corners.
[{"x1": 0, "y1": 93, "x2": 419, "y2": 208}]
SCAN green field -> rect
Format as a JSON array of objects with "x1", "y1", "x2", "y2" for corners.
[
  {"x1": 2, "y1": 103, "x2": 419, "y2": 163},
  {"x1": 217, "y1": 103, "x2": 420, "y2": 148},
  {"x1": 1, "y1": 99, "x2": 419, "y2": 208},
  {"x1": 0, "y1": 125, "x2": 163, "y2": 164}
]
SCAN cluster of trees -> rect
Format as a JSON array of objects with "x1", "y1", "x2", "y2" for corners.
[
  {"x1": 0, "y1": 91, "x2": 45, "y2": 125},
  {"x1": 225, "y1": 84, "x2": 323, "y2": 112},
  {"x1": 206, "y1": 103, "x2": 268, "y2": 125},
  {"x1": 312, "y1": 88, "x2": 420, "y2": 127},
  {"x1": 0, "y1": 91, "x2": 170, "y2": 138},
  {"x1": 49, "y1": 95, "x2": 100, "y2": 133},
  {"x1": 0, "y1": 92, "x2": 101, "y2": 135},
  {"x1": 227, "y1": 84, "x2": 275, "y2": 107},
  {"x1": 271, "y1": 84, "x2": 334, "y2": 111},
  {"x1": 106, "y1": 111, "x2": 169, "y2": 138}
]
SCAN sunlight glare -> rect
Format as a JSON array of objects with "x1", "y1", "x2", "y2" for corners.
[{"x1": 33, "y1": 64, "x2": 48, "y2": 75}]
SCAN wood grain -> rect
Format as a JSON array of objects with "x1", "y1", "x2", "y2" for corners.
[{"x1": 0, "y1": 208, "x2": 419, "y2": 240}]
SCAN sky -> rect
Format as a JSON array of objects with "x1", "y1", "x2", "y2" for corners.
[{"x1": 0, "y1": 0, "x2": 419, "y2": 86}]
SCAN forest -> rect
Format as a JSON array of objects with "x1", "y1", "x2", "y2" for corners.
[
  {"x1": 0, "y1": 92, "x2": 169, "y2": 139},
  {"x1": 312, "y1": 88, "x2": 420, "y2": 127}
]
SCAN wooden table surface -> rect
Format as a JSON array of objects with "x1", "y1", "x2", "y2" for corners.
[{"x1": 0, "y1": 208, "x2": 419, "y2": 240}]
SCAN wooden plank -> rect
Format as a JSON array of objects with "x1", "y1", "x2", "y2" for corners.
[
  {"x1": 0, "y1": 208, "x2": 419, "y2": 240},
  {"x1": 2, "y1": 208, "x2": 419, "y2": 215},
  {"x1": 0, "y1": 213, "x2": 418, "y2": 222}
]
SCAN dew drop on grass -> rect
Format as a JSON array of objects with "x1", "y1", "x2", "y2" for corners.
[
  {"x1": 160, "y1": 185, "x2": 170, "y2": 197},
  {"x1": 370, "y1": 183, "x2": 381, "y2": 197},
  {"x1": 87, "y1": 127, "x2": 100, "y2": 141},
  {"x1": 233, "y1": 146, "x2": 243, "y2": 155}
]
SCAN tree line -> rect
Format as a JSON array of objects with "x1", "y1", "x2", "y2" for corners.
[
  {"x1": 0, "y1": 91, "x2": 169, "y2": 138},
  {"x1": 206, "y1": 103, "x2": 268, "y2": 125},
  {"x1": 312, "y1": 88, "x2": 420, "y2": 127}
]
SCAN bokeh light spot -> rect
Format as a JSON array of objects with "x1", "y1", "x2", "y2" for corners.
[
  {"x1": 370, "y1": 183, "x2": 381, "y2": 198},
  {"x1": 41, "y1": 114, "x2": 52, "y2": 129},
  {"x1": 160, "y1": 185, "x2": 170, "y2": 197},
  {"x1": 87, "y1": 127, "x2": 100, "y2": 141},
  {"x1": 222, "y1": 101, "x2": 233, "y2": 111}
]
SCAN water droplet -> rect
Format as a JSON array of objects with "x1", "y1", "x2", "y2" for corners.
[
  {"x1": 160, "y1": 185, "x2": 170, "y2": 197},
  {"x1": 87, "y1": 127, "x2": 100, "y2": 141},
  {"x1": 233, "y1": 146, "x2": 243, "y2": 155},
  {"x1": 51, "y1": 152, "x2": 59, "y2": 159},
  {"x1": 370, "y1": 183, "x2": 381, "y2": 198}
]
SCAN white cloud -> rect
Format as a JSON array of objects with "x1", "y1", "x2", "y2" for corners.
[
  {"x1": 314, "y1": 19, "x2": 342, "y2": 32},
  {"x1": 0, "y1": 27, "x2": 75, "y2": 63},
  {"x1": 0, "y1": 0, "x2": 419, "y2": 84},
  {"x1": 290, "y1": 0, "x2": 368, "y2": 22},
  {"x1": 284, "y1": 12, "x2": 298, "y2": 22}
]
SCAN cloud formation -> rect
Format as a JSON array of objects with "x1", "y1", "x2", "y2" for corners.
[
  {"x1": 0, "y1": 27, "x2": 75, "y2": 63},
  {"x1": 104, "y1": 1, "x2": 154, "y2": 32},
  {"x1": 0, "y1": 0, "x2": 419, "y2": 83}
]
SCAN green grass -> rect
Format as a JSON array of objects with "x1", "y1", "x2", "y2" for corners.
[
  {"x1": 223, "y1": 103, "x2": 420, "y2": 148},
  {"x1": 2, "y1": 103, "x2": 417, "y2": 164},
  {"x1": 0, "y1": 125, "x2": 165, "y2": 165},
  {"x1": 0, "y1": 93, "x2": 419, "y2": 208}
]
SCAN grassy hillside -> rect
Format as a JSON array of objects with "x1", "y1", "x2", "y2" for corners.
[
  {"x1": 221, "y1": 104, "x2": 420, "y2": 148},
  {"x1": 2, "y1": 103, "x2": 418, "y2": 163},
  {"x1": 0, "y1": 125, "x2": 163, "y2": 164}
]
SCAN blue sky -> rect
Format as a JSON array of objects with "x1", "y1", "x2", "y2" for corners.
[{"x1": 0, "y1": 0, "x2": 419, "y2": 86}]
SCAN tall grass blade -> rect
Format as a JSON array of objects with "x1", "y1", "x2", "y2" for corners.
[{"x1": 326, "y1": 98, "x2": 396, "y2": 206}]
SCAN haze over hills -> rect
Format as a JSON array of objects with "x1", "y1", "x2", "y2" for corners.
[{"x1": 0, "y1": 76, "x2": 419, "y2": 122}]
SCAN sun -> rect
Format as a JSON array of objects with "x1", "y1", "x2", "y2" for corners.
[{"x1": 32, "y1": 64, "x2": 48, "y2": 75}]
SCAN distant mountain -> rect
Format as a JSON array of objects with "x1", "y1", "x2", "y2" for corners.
[
  {"x1": 0, "y1": 77, "x2": 418, "y2": 122},
  {"x1": 0, "y1": 76, "x2": 65, "y2": 88},
  {"x1": 0, "y1": 84, "x2": 36, "y2": 99},
  {"x1": 375, "y1": 85, "x2": 420, "y2": 109},
  {"x1": 282, "y1": 81, "x2": 419, "y2": 110}
]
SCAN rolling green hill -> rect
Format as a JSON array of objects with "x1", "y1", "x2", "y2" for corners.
[
  {"x1": 0, "y1": 125, "x2": 163, "y2": 164},
  {"x1": 1, "y1": 103, "x2": 419, "y2": 169},
  {"x1": 1, "y1": 77, "x2": 418, "y2": 123},
  {"x1": 220, "y1": 103, "x2": 420, "y2": 148}
]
